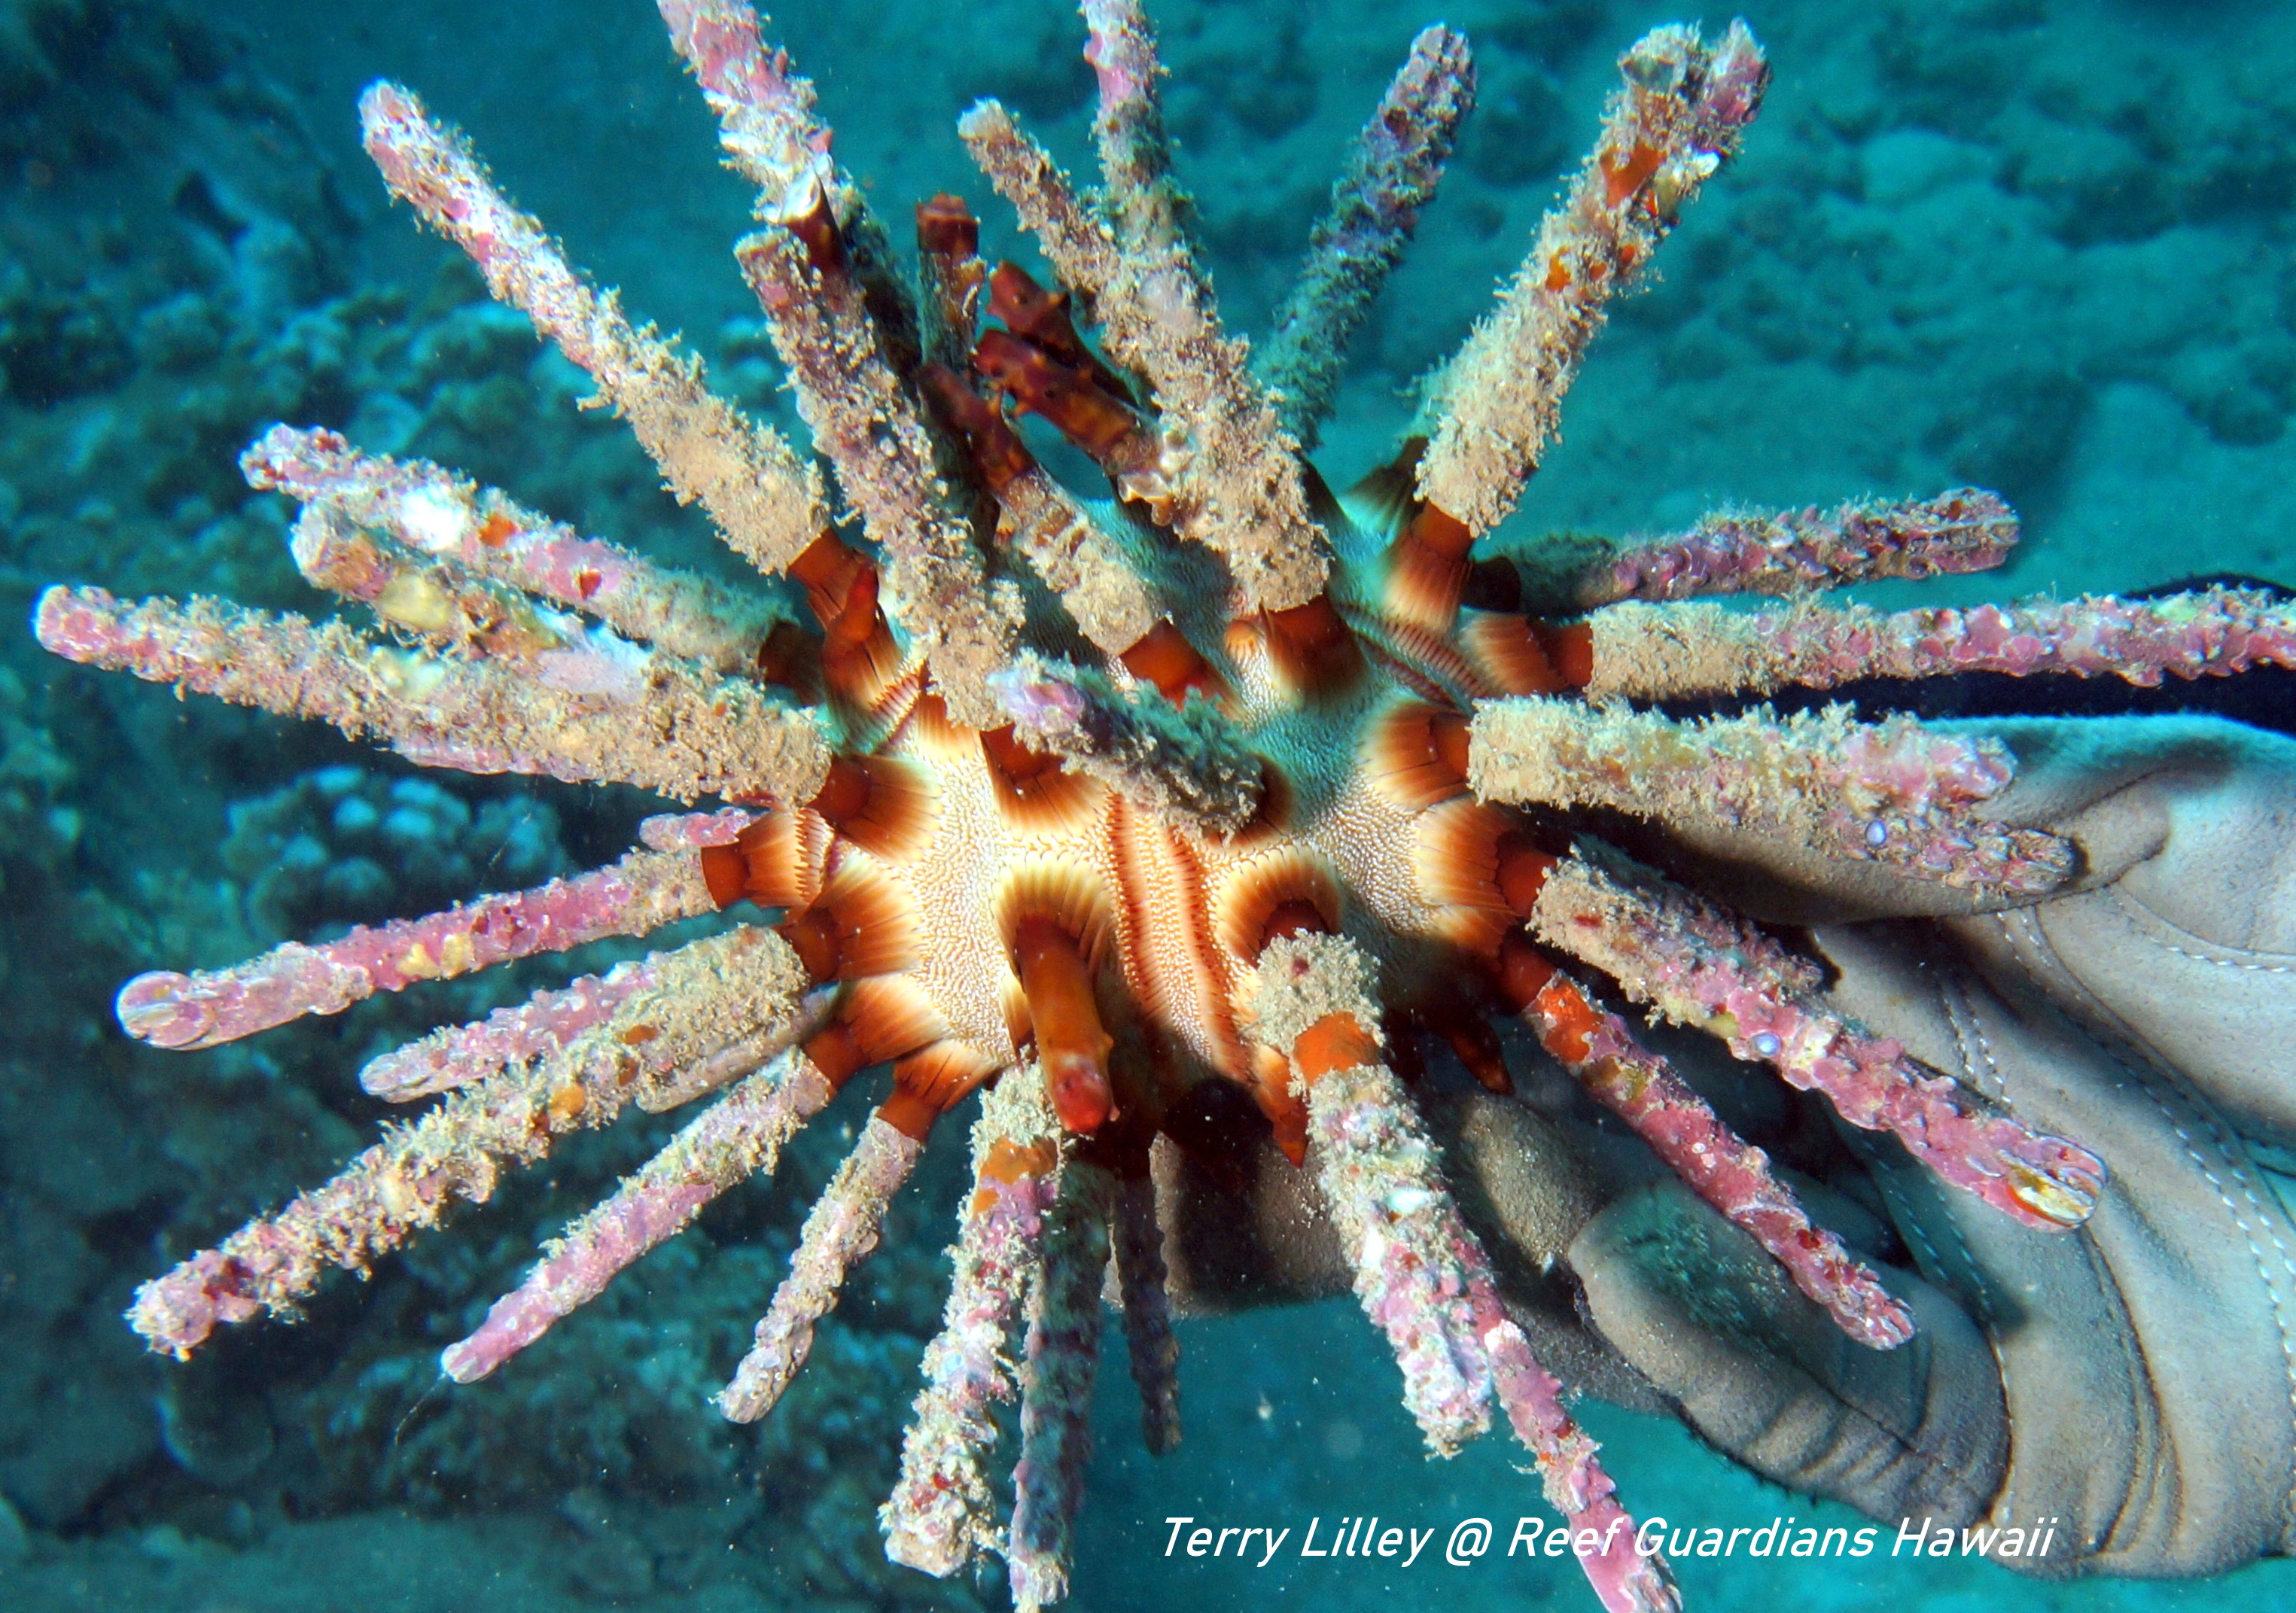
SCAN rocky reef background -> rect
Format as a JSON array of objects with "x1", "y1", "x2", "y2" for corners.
[{"x1": 0, "y1": 0, "x2": 2291, "y2": 1608}]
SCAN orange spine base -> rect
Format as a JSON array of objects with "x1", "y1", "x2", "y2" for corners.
[
  {"x1": 1258, "y1": 899, "x2": 1332, "y2": 948},
  {"x1": 803, "y1": 977, "x2": 946, "y2": 1091},
  {"x1": 1367, "y1": 698, "x2": 1473, "y2": 808},
  {"x1": 915, "y1": 193, "x2": 982, "y2": 263},
  {"x1": 1437, "y1": 1009, "x2": 1513, "y2": 1095},
  {"x1": 1460, "y1": 609, "x2": 1593, "y2": 696},
  {"x1": 1262, "y1": 594, "x2": 1366, "y2": 696},
  {"x1": 1496, "y1": 928, "x2": 1561, "y2": 1017},
  {"x1": 777, "y1": 863, "x2": 920, "y2": 985},
  {"x1": 1119, "y1": 619, "x2": 1226, "y2": 705},
  {"x1": 1245, "y1": 1044, "x2": 1310, "y2": 1166},
  {"x1": 1545, "y1": 619, "x2": 1594, "y2": 689},
  {"x1": 787, "y1": 531, "x2": 905, "y2": 711},
  {"x1": 878, "y1": 1042, "x2": 997, "y2": 1141},
  {"x1": 1013, "y1": 915, "x2": 1116, "y2": 1134},
  {"x1": 806, "y1": 754, "x2": 936, "y2": 859},
  {"x1": 751, "y1": 618, "x2": 824, "y2": 702},
  {"x1": 699, "y1": 811, "x2": 830, "y2": 914},
  {"x1": 1493, "y1": 831, "x2": 1558, "y2": 918},
  {"x1": 973, "y1": 329, "x2": 1156, "y2": 469},
  {"x1": 782, "y1": 185, "x2": 848, "y2": 273},
  {"x1": 867, "y1": 1092, "x2": 941, "y2": 1143},
  {"x1": 699, "y1": 840, "x2": 750, "y2": 911},
  {"x1": 918, "y1": 363, "x2": 1034, "y2": 493},
  {"x1": 986, "y1": 261, "x2": 1135, "y2": 404},
  {"x1": 978, "y1": 723, "x2": 1063, "y2": 794},
  {"x1": 1384, "y1": 501, "x2": 1477, "y2": 635}
]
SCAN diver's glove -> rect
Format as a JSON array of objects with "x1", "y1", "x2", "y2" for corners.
[{"x1": 1570, "y1": 714, "x2": 2296, "y2": 1577}]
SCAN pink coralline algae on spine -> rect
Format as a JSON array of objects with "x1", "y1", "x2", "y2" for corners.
[{"x1": 38, "y1": 1, "x2": 2293, "y2": 1606}]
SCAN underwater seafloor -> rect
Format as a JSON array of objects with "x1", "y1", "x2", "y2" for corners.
[{"x1": 2, "y1": 0, "x2": 2294, "y2": 1608}]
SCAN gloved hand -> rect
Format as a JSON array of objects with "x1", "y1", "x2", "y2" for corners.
[{"x1": 1157, "y1": 713, "x2": 2296, "y2": 1579}]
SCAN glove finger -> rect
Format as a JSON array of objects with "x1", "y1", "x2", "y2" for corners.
[{"x1": 1570, "y1": 1176, "x2": 2007, "y2": 1532}]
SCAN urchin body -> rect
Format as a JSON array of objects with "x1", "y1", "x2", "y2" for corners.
[{"x1": 37, "y1": 4, "x2": 2296, "y2": 1611}]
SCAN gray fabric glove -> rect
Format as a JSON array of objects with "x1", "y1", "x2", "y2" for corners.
[{"x1": 1159, "y1": 714, "x2": 2296, "y2": 1580}]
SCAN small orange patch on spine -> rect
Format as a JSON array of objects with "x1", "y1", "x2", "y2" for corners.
[
  {"x1": 1603, "y1": 141, "x2": 1667, "y2": 206},
  {"x1": 476, "y1": 510, "x2": 518, "y2": 548},
  {"x1": 980, "y1": 1134, "x2": 1058, "y2": 1187},
  {"x1": 970, "y1": 1133, "x2": 1061, "y2": 1213},
  {"x1": 1014, "y1": 915, "x2": 1116, "y2": 1135},
  {"x1": 1292, "y1": 1012, "x2": 1381, "y2": 1084},
  {"x1": 1495, "y1": 934, "x2": 1609, "y2": 1070},
  {"x1": 1531, "y1": 975, "x2": 1604, "y2": 1065}
]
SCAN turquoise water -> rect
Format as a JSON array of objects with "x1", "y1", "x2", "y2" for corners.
[{"x1": 2, "y1": 0, "x2": 2293, "y2": 1608}]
